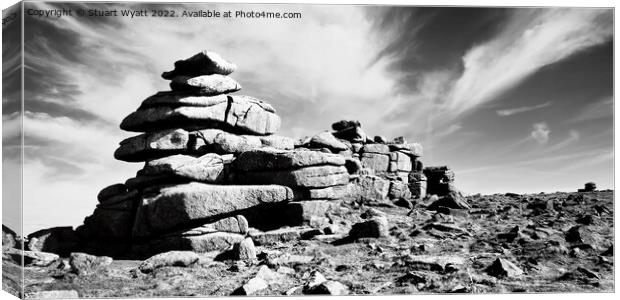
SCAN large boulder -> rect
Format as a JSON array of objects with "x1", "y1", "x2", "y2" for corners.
[
  {"x1": 162, "y1": 50, "x2": 237, "y2": 79},
  {"x1": 360, "y1": 152, "x2": 390, "y2": 172},
  {"x1": 132, "y1": 182, "x2": 294, "y2": 237},
  {"x1": 27, "y1": 227, "x2": 79, "y2": 256},
  {"x1": 233, "y1": 165, "x2": 349, "y2": 188},
  {"x1": 2, "y1": 225, "x2": 17, "y2": 250},
  {"x1": 142, "y1": 153, "x2": 225, "y2": 183},
  {"x1": 170, "y1": 74, "x2": 241, "y2": 95},
  {"x1": 233, "y1": 148, "x2": 345, "y2": 172},
  {"x1": 120, "y1": 95, "x2": 280, "y2": 135}
]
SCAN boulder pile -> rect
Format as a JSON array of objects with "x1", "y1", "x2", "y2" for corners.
[
  {"x1": 23, "y1": 50, "x2": 456, "y2": 259},
  {"x1": 72, "y1": 51, "x2": 351, "y2": 258}
]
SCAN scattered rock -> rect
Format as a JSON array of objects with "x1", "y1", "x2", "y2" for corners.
[
  {"x1": 306, "y1": 280, "x2": 349, "y2": 295},
  {"x1": 138, "y1": 251, "x2": 200, "y2": 273},
  {"x1": 349, "y1": 216, "x2": 389, "y2": 239},
  {"x1": 69, "y1": 253, "x2": 113, "y2": 276},
  {"x1": 485, "y1": 258, "x2": 523, "y2": 278},
  {"x1": 233, "y1": 238, "x2": 257, "y2": 261}
]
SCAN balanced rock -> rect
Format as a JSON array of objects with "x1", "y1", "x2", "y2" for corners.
[
  {"x1": 308, "y1": 131, "x2": 348, "y2": 152},
  {"x1": 170, "y1": 74, "x2": 241, "y2": 95},
  {"x1": 162, "y1": 50, "x2": 237, "y2": 79}
]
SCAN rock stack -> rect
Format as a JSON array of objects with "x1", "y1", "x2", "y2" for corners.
[
  {"x1": 74, "y1": 51, "x2": 350, "y2": 258},
  {"x1": 297, "y1": 120, "x2": 424, "y2": 205}
]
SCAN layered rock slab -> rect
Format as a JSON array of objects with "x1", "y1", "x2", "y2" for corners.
[
  {"x1": 132, "y1": 182, "x2": 294, "y2": 237},
  {"x1": 120, "y1": 95, "x2": 281, "y2": 135}
]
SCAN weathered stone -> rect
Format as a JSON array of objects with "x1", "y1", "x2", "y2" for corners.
[
  {"x1": 26, "y1": 290, "x2": 80, "y2": 299},
  {"x1": 97, "y1": 184, "x2": 128, "y2": 202},
  {"x1": 2, "y1": 225, "x2": 17, "y2": 250},
  {"x1": 293, "y1": 185, "x2": 349, "y2": 200},
  {"x1": 97, "y1": 190, "x2": 139, "y2": 209},
  {"x1": 374, "y1": 136, "x2": 388, "y2": 143},
  {"x1": 213, "y1": 131, "x2": 263, "y2": 153},
  {"x1": 27, "y1": 227, "x2": 79, "y2": 257},
  {"x1": 233, "y1": 238, "x2": 256, "y2": 261},
  {"x1": 282, "y1": 201, "x2": 340, "y2": 226},
  {"x1": 344, "y1": 157, "x2": 362, "y2": 174},
  {"x1": 120, "y1": 96, "x2": 280, "y2": 135},
  {"x1": 69, "y1": 252, "x2": 112, "y2": 275},
  {"x1": 249, "y1": 228, "x2": 304, "y2": 245},
  {"x1": 333, "y1": 125, "x2": 367, "y2": 143},
  {"x1": 233, "y1": 148, "x2": 345, "y2": 171},
  {"x1": 135, "y1": 232, "x2": 245, "y2": 257},
  {"x1": 304, "y1": 270, "x2": 327, "y2": 291},
  {"x1": 427, "y1": 189, "x2": 470, "y2": 210},
  {"x1": 170, "y1": 74, "x2": 241, "y2": 95},
  {"x1": 362, "y1": 144, "x2": 390, "y2": 154},
  {"x1": 142, "y1": 154, "x2": 225, "y2": 183},
  {"x1": 162, "y1": 50, "x2": 237, "y2": 79},
  {"x1": 349, "y1": 216, "x2": 389, "y2": 238},
  {"x1": 406, "y1": 255, "x2": 466, "y2": 272},
  {"x1": 234, "y1": 165, "x2": 349, "y2": 188},
  {"x1": 388, "y1": 181, "x2": 411, "y2": 200},
  {"x1": 174, "y1": 215, "x2": 249, "y2": 235},
  {"x1": 138, "y1": 251, "x2": 200, "y2": 273},
  {"x1": 355, "y1": 175, "x2": 390, "y2": 202},
  {"x1": 390, "y1": 151, "x2": 412, "y2": 172},
  {"x1": 10, "y1": 250, "x2": 60, "y2": 267},
  {"x1": 306, "y1": 281, "x2": 349, "y2": 295},
  {"x1": 233, "y1": 277, "x2": 268, "y2": 295},
  {"x1": 485, "y1": 258, "x2": 524, "y2": 278},
  {"x1": 259, "y1": 135, "x2": 295, "y2": 150},
  {"x1": 114, "y1": 129, "x2": 190, "y2": 162},
  {"x1": 331, "y1": 120, "x2": 361, "y2": 131},
  {"x1": 360, "y1": 152, "x2": 390, "y2": 172},
  {"x1": 308, "y1": 131, "x2": 348, "y2": 151},
  {"x1": 133, "y1": 183, "x2": 294, "y2": 237}
]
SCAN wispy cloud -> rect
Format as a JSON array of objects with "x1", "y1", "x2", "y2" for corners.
[
  {"x1": 496, "y1": 101, "x2": 552, "y2": 116},
  {"x1": 570, "y1": 96, "x2": 613, "y2": 123},
  {"x1": 445, "y1": 9, "x2": 612, "y2": 116}
]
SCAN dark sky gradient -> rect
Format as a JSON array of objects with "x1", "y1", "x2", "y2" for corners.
[{"x1": 1, "y1": 2, "x2": 613, "y2": 233}]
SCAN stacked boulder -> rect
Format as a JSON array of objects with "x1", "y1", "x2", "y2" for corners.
[
  {"x1": 423, "y1": 166, "x2": 455, "y2": 196},
  {"x1": 298, "y1": 120, "x2": 424, "y2": 205},
  {"x1": 74, "y1": 51, "x2": 349, "y2": 258}
]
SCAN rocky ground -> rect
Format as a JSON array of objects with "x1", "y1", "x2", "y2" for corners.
[{"x1": 3, "y1": 190, "x2": 614, "y2": 298}]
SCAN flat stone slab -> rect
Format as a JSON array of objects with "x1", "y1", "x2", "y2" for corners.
[
  {"x1": 132, "y1": 232, "x2": 245, "y2": 258},
  {"x1": 170, "y1": 74, "x2": 241, "y2": 96},
  {"x1": 233, "y1": 148, "x2": 345, "y2": 172},
  {"x1": 233, "y1": 165, "x2": 349, "y2": 188},
  {"x1": 114, "y1": 129, "x2": 189, "y2": 162},
  {"x1": 132, "y1": 182, "x2": 294, "y2": 237},
  {"x1": 120, "y1": 95, "x2": 280, "y2": 135},
  {"x1": 142, "y1": 153, "x2": 225, "y2": 183}
]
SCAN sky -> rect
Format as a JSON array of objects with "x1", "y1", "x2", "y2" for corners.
[{"x1": 1, "y1": 2, "x2": 614, "y2": 234}]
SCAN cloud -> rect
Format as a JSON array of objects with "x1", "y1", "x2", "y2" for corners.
[
  {"x1": 530, "y1": 122, "x2": 550, "y2": 145},
  {"x1": 445, "y1": 8, "x2": 612, "y2": 116},
  {"x1": 570, "y1": 96, "x2": 613, "y2": 123},
  {"x1": 496, "y1": 101, "x2": 552, "y2": 116}
]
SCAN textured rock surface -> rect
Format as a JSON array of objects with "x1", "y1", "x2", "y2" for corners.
[
  {"x1": 120, "y1": 95, "x2": 281, "y2": 135},
  {"x1": 232, "y1": 148, "x2": 345, "y2": 171},
  {"x1": 233, "y1": 165, "x2": 349, "y2": 188},
  {"x1": 138, "y1": 251, "x2": 200, "y2": 273},
  {"x1": 170, "y1": 74, "x2": 241, "y2": 95},
  {"x1": 132, "y1": 183, "x2": 294, "y2": 237},
  {"x1": 142, "y1": 153, "x2": 225, "y2": 183},
  {"x1": 115, "y1": 129, "x2": 190, "y2": 162},
  {"x1": 69, "y1": 253, "x2": 113, "y2": 275},
  {"x1": 27, "y1": 227, "x2": 79, "y2": 257}
]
